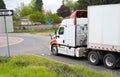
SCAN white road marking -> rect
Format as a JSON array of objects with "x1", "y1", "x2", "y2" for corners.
[{"x1": 0, "y1": 37, "x2": 24, "y2": 48}]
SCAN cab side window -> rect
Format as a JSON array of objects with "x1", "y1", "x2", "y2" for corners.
[{"x1": 58, "y1": 27, "x2": 64, "y2": 35}]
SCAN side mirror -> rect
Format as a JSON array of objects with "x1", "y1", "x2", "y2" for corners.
[
  {"x1": 54, "y1": 25, "x2": 57, "y2": 35},
  {"x1": 55, "y1": 29, "x2": 57, "y2": 35},
  {"x1": 49, "y1": 34, "x2": 52, "y2": 39}
]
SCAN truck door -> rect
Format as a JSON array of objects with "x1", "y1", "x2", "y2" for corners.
[
  {"x1": 64, "y1": 25, "x2": 75, "y2": 56},
  {"x1": 56, "y1": 26, "x2": 67, "y2": 54}
]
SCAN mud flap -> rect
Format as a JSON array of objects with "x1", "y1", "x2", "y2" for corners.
[{"x1": 116, "y1": 58, "x2": 120, "y2": 68}]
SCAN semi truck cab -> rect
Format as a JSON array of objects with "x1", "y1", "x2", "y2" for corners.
[{"x1": 50, "y1": 10, "x2": 88, "y2": 57}]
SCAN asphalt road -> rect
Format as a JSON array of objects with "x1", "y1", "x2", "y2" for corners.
[{"x1": 0, "y1": 33, "x2": 120, "y2": 76}]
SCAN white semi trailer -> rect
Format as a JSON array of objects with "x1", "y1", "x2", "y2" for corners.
[{"x1": 50, "y1": 4, "x2": 120, "y2": 69}]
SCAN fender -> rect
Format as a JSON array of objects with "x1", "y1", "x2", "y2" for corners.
[{"x1": 50, "y1": 39, "x2": 59, "y2": 47}]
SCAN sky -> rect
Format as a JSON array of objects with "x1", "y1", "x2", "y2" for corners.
[{"x1": 4, "y1": 0, "x2": 77, "y2": 13}]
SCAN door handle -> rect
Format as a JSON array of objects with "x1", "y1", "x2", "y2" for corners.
[{"x1": 63, "y1": 40, "x2": 65, "y2": 43}]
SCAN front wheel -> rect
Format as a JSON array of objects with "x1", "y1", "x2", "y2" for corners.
[
  {"x1": 51, "y1": 45, "x2": 58, "y2": 55},
  {"x1": 103, "y1": 53, "x2": 117, "y2": 69},
  {"x1": 88, "y1": 51, "x2": 100, "y2": 65}
]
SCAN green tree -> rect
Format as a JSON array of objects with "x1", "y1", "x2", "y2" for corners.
[
  {"x1": 29, "y1": 0, "x2": 36, "y2": 8},
  {"x1": 57, "y1": 5, "x2": 71, "y2": 18},
  {"x1": 13, "y1": 8, "x2": 21, "y2": 21},
  {"x1": 35, "y1": 0, "x2": 43, "y2": 11},
  {"x1": 64, "y1": 0, "x2": 75, "y2": 11},
  {"x1": 102, "y1": 0, "x2": 120, "y2": 4},
  {"x1": 29, "y1": 11, "x2": 45, "y2": 23},
  {"x1": 20, "y1": 5, "x2": 33, "y2": 17},
  {"x1": 0, "y1": 0, "x2": 6, "y2": 9},
  {"x1": 77, "y1": 0, "x2": 120, "y2": 10},
  {"x1": 30, "y1": 0, "x2": 43, "y2": 12},
  {"x1": 46, "y1": 12, "x2": 62, "y2": 24},
  {"x1": 73, "y1": 2, "x2": 80, "y2": 10}
]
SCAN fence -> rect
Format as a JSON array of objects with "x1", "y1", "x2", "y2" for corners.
[{"x1": 14, "y1": 24, "x2": 59, "y2": 30}]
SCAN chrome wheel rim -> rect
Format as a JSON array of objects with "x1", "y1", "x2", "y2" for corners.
[
  {"x1": 90, "y1": 54, "x2": 97, "y2": 63},
  {"x1": 106, "y1": 57, "x2": 113, "y2": 67}
]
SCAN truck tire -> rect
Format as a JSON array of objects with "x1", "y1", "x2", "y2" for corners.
[
  {"x1": 103, "y1": 53, "x2": 117, "y2": 69},
  {"x1": 88, "y1": 51, "x2": 100, "y2": 65},
  {"x1": 51, "y1": 45, "x2": 58, "y2": 55}
]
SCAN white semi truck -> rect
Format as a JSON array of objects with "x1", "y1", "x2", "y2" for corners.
[{"x1": 49, "y1": 4, "x2": 120, "y2": 69}]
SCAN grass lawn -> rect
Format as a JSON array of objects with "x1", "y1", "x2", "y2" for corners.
[
  {"x1": 0, "y1": 55, "x2": 117, "y2": 77},
  {"x1": 13, "y1": 28, "x2": 55, "y2": 34}
]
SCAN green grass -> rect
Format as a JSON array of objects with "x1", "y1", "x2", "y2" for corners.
[
  {"x1": 0, "y1": 55, "x2": 117, "y2": 77},
  {"x1": 13, "y1": 28, "x2": 55, "y2": 34}
]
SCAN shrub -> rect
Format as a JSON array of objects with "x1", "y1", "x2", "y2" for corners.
[{"x1": 29, "y1": 11, "x2": 45, "y2": 23}]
